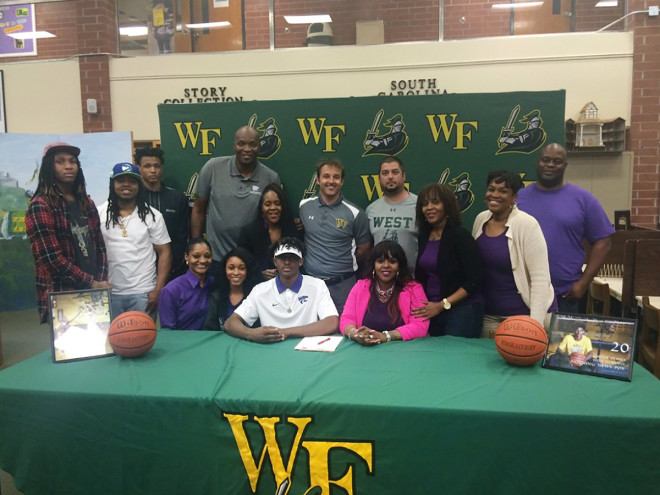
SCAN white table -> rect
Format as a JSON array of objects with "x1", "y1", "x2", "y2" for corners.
[{"x1": 593, "y1": 276, "x2": 660, "y2": 310}]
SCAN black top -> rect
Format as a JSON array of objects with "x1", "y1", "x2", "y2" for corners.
[
  {"x1": 415, "y1": 224, "x2": 483, "y2": 301},
  {"x1": 144, "y1": 184, "x2": 189, "y2": 279},
  {"x1": 237, "y1": 218, "x2": 301, "y2": 276}
]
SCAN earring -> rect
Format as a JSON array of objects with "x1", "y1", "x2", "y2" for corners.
[{"x1": 372, "y1": 270, "x2": 376, "y2": 278}]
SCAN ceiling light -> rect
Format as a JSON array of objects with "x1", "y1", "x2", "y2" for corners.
[
  {"x1": 119, "y1": 26, "x2": 148, "y2": 37},
  {"x1": 284, "y1": 15, "x2": 332, "y2": 24},
  {"x1": 7, "y1": 31, "x2": 55, "y2": 40},
  {"x1": 185, "y1": 21, "x2": 231, "y2": 29},
  {"x1": 595, "y1": 1, "x2": 618, "y2": 6},
  {"x1": 492, "y1": 2, "x2": 543, "y2": 9}
]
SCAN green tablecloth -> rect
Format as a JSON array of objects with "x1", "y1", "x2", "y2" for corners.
[{"x1": 0, "y1": 330, "x2": 659, "y2": 495}]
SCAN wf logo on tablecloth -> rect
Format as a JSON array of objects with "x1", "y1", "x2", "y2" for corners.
[{"x1": 224, "y1": 413, "x2": 373, "y2": 495}]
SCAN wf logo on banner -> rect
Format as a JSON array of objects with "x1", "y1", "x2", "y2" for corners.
[{"x1": 224, "y1": 413, "x2": 374, "y2": 495}]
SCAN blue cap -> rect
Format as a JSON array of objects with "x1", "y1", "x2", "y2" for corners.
[{"x1": 110, "y1": 162, "x2": 141, "y2": 180}]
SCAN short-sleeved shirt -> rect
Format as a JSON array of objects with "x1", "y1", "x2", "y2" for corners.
[
  {"x1": 98, "y1": 202, "x2": 171, "y2": 295},
  {"x1": 558, "y1": 334, "x2": 593, "y2": 355},
  {"x1": 235, "y1": 274, "x2": 338, "y2": 328},
  {"x1": 366, "y1": 193, "x2": 418, "y2": 273},
  {"x1": 517, "y1": 183, "x2": 614, "y2": 295},
  {"x1": 299, "y1": 194, "x2": 371, "y2": 278},
  {"x1": 195, "y1": 155, "x2": 281, "y2": 261}
]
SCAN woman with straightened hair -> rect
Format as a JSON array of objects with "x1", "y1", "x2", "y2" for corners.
[
  {"x1": 411, "y1": 183, "x2": 484, "y2": 338},
  {"x1": 341, "y1": 240, "x2": 429, "y2": 345}
]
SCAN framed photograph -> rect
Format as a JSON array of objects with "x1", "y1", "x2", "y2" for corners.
[
  {"x1": 542, "y1": 312, "x2": 637, "y2": 381},
  {"x1": 48, "y1": 289, "x2": 114, "y2": 363}
]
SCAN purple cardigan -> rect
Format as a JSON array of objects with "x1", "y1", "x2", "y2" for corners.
[{"x1": 340, "y1": 279, "x2": 430, "y2": 340}]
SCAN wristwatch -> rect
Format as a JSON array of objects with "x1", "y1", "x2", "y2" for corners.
[{"x1": 442, "y1": 298, "x2": 452, "y2": 310}]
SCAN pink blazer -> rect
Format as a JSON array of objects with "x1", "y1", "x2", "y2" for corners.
[{"x1": 340, "y1": 279, "x2": 430, "y2": 341}]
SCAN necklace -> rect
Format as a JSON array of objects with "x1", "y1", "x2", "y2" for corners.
[
  {"x1": 118, "y1": 215, "x2": 131, "y2": 237},
  {"x1": 282, "y1": 289, "x2": 296, "y2": 313},
  {"x1": 376, "y1": 282, "x2": 394, "y2": 300}
]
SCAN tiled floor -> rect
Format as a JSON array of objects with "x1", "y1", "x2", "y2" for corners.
[{"x1": 0, "y1": 308, "x2": 50, "y2": 495}]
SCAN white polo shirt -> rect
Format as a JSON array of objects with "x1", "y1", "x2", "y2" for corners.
[
  {"x1": 235, "y1": 274, "x2": 338, "y2": 328},
  {"x1": 98, "y1": 202, "x2": 171, "y2": 295}
]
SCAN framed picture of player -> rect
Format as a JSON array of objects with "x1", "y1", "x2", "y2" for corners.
[
  {"x1": 48, "y1": 288, "x2": 114, "y2": 363},
  {"x1": 542, "y1": 312, "x2": 637, "y2": 381}
]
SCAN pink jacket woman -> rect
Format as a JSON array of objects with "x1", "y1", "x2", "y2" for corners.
[{"x1": 340, "y1": 279, "x2": 430, "y2": 341}]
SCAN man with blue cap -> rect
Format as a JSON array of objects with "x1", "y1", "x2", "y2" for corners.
[{"x1": 98, "y1": 163, "x2": 171, "y2": 319}]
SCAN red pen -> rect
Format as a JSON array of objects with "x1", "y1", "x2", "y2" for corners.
[{"x1": 317, "y1": 337, "x2": 331, "y2": 345}]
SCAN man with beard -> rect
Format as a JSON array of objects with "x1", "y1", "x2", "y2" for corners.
[
  {"x1": 366, "y1": 156, "x2": 418, "y2": 273},
  {"x1": 517, "y1": 143, "x2": 613, "y2": 313}
]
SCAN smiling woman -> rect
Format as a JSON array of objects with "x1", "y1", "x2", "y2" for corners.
[
  {"x1": 472, "y1": 169, "x2": 556, "y2": 338},
  {"x1": 341, "y1": 240, "x2": 429, "y2": 345},
  {"x1": 158, "y1": 238, "x2": 215, "y2": 330},
  {"x1": 203, "y1": 247, "x2": 260, "y2": 331},
  {"x1": 237, "y1": 183, "x2": 300, "y2": 280},
  {"x1": 412, "y1": 184, "x2": 484, "y2": 338}
]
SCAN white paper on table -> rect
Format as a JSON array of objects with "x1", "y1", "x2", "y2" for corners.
[{"x1": 294, "y1": 336, "x2": 343, "y2": 353}]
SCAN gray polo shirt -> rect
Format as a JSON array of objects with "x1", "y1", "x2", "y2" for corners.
[
  {"x1": 299, "y1": 194, "x2": 371, "y2": 278},
  {"x1": 195, "y1": 155, "x2": 280, "y2": 261},
  {"x1": 365, "y1": 193, "x2": 418, "y2": 273}
]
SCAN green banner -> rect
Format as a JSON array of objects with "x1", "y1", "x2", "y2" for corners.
[{"x1": 158, "y1": 91, "x2": 565, "y2": 226}]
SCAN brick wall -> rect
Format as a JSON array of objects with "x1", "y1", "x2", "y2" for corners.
[
  {"x1": 574, "y1": 3, "x2": 624, "y2": 32},
  {"x1": 444, "y1": 0, "x2": 510, "y2": 40},
  {"x1": 244, "y1": 0, "x2": 270, "y2": 49},
  {"x1": 242, "y1": 0, "x2": 627, "y2": 47},
  {"x1": 629, "y1": 1, "x2": 660, "y2": 228},
  {"x1": 77, "y1": 0, "x2": 117, "y2": 133},
  {"x1": 248, "y1": 0, "x2": 440, "y2": 49}
]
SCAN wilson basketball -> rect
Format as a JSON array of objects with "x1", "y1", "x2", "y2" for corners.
[
  {"x1": 494, "y1": 315, "x2": 548, "y2": 366},
  {"x1": 108, "y1": 311, "x2": 157, "y2": 358}
]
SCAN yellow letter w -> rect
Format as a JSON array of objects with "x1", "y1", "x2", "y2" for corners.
[{"x1": 224, "y1": 413, "x2": 312, "y2": 493}]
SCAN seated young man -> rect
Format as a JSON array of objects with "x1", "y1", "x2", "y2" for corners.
[{"x1": 224, "y1": 237, "x2": 339, "y2": 343}]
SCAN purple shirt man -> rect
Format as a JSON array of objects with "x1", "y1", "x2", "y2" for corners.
[{"x1": 517, "y1": 143, "x2": 614, "y2": 312}]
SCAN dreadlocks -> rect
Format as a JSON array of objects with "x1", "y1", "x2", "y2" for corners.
[
  {"x1": 104, "y1": 176, "x2": 156, "y2": 229},
  {"x1": 32, "y1": 152, "x2": 91, "y2": 213}
]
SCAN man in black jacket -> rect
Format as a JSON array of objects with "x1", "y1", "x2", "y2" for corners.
[{"x1": 135, "y1": 147, "x2": 189, "y2": 280}]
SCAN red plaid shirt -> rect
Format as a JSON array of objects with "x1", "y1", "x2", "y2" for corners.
[{"x1": 25, "y1": 193, "x2": 108, "y2": 323}]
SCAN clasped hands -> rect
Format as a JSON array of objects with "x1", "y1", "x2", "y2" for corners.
[
  {"x1": 349, "y1": 327, "x2": 386, "y2": 346},
  {"x1": 249, "y1": 326, "x2": 286, "y2": 343}
]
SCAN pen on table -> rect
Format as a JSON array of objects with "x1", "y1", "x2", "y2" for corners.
[{"x1": 317, "y1": 337, "x2": 331, "y2": 345}]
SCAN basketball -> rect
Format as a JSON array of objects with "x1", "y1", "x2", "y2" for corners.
[
  {"x1": 108, "y1": 311, "x2": 157, "y2": 358},
  {"x1": 570, "y1": 352, "x2": 587, "y2": 367},
  {"x1": 494, "y1": 315, "x2": 548, "y2": 366}
]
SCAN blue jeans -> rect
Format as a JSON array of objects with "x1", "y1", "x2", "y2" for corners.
[
  {"x1": 110, "y1": 293, "x2": 154, "y2": 321},
  {"x1": 429, "y1": 302, "x2": 483, "y2": 338}
]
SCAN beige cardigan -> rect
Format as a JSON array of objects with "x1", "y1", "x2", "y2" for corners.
[{"x1": 472, "y1": 206, "x2": 555, "y2": 326}]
